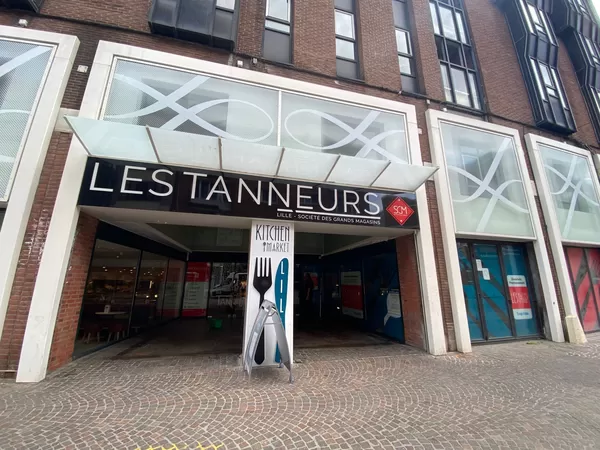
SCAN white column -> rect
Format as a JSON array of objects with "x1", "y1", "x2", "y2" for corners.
[
  {"x1": 0, "y1": 29, "x2": 79, "y2": 340},
  {"x1": 16, "y1": 53, "x2": 112, "y2": 383},
  {"x1": 244, "y1": 220, "x2": 295, "y2": 367},
  {"x1": 425, "y1": 111, "x2": 472, "y2": 353},
  {"x1": 414, "y1": 186, "x2": 447, "y2": 355},
  {"x1": 526, "y1": 134, "x2": 582, "y2": 343}
]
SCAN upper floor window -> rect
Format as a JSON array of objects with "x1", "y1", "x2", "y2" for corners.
[
  {"x1": 519, "y1": 0, "x2": 555, "y2": 44},
  {"x1": 584, "y1": 35, "x2": 600, "y2": 65},
  {"x1": 430, "y1": 0, "x2": 481, "y2": 109},
  {"x1": 149, "y1": 0, "x2": 238, "y2": 51},
  {"x1": 335, "y1": 0, "x2": 360, "y2": 79},
  {"x1": 530, "y1": 58, "x2": 568, "y2": 108},
  {"x1": 263, "y1": 0, "x2": 292, "y2": 64},
  {"x1": 393, "y1": 0, "x2": 419, "y2": 93}
]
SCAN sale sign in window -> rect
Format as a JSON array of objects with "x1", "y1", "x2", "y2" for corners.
[{"x1": 507, "y1": 275, "x2": 532, "y2": 320}]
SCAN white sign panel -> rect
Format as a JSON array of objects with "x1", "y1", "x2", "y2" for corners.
[{"x1": 243, "y1": 220, "x2": 295, "y2": 367}]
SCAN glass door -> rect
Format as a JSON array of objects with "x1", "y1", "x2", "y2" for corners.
[
  {"x1": 458, "y1": 241, "x2": 540, "y2": 341},
  {"x1": 565, "y1": 247, "x2": 600, "y2": 333}
]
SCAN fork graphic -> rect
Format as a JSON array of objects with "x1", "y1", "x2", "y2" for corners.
[{"x1": 253, "y1": 257, "x2": 272, "y2": 364}]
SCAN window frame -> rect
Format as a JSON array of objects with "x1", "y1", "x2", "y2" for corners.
[
  {"x1": 334, "y1": 9, "x2": 358, "y2": 63},
  {"x1": 430, "y1": 0, "x2": 481, "y2": 110},
  {"x1": 263, "y1": 0, "x2": 293, "y2": 64},
  {"x1": 519, "y1": 1, "x2": 556, "y2": 44},
  {"x1": 530, "y1": 58, "x2": 569, "y2": 110}
]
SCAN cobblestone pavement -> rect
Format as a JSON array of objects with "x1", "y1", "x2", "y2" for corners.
[{"x1": 3, "y1": 335, "x2": 600, "y2": 449}]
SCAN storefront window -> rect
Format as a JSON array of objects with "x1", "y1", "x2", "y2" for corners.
[
  {"x1": 103, "y1": 60, "x2": 279, "y2": 145},
  {"x1": 162, "y1": 259, "x2": 186, "y2": 319},
  {"x1": 281, "y1": 92, "x2": 409, "y2": 163},
  {"x1": 0, "y1": 40, "x2": 53, "y2": 201},
  {"x1": 99, "y1": 59, "x2": 410, "y2": 166},
  {"x1": 75, "y1": 238, "x2": 186, "y2": 356},
  {"x1": 131, "y1": 252, "x2": 168, "y2": 332},
  {"x1": 440, "y1": 122, "x2": 534, "y2": 237},
  {"x1": 76, "y1": 240, "x2": 140, "y2": 355},
  {"x1": 539, "y1": 144, "x2": 600, "y2": 243}
]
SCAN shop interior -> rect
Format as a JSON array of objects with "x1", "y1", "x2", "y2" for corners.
[{"x1": 74, "y1": 208, "x2": 409, "y2": 360}]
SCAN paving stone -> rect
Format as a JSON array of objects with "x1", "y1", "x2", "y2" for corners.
[{"x1": 3, "y1": 336, "x2": 600, "y2": 448}]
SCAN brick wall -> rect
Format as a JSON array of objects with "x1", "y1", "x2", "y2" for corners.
[
  {"x1": 0, "y1": 132, "x2": 73, "y2": 372},
  {"x1": 396, "y1": 234, "x2": 425, "y2": 350},
  {"x1": 356, "y1": 0, "x2": 401, "y2": 91},
  {"x1": 237, "y1": 0, "x2": 265, "y2": 56},
  {"x1": 48, "y1": 213, "x2": 98, "y2": 372},
  {"x1": 1, "y1": 0, "x2": 599, "y2": 373},
  {"x1": 463, "y1": 0, "x2": 535, "y2": 125},
  {"x1": 411, "y1": 0, "x2": 444, "y2": 99},
  {"x1": 293, "y1": 0, "x2": 336, "y2": 76}
]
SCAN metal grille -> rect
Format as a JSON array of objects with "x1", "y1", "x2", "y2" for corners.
[{"x1": 0, "y1": 39, "x2": 52, "y2": 201}]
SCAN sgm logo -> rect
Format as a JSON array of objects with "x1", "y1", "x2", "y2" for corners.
[{"x1": 386, "y1": 197, "x2": 414, "y2": 226}]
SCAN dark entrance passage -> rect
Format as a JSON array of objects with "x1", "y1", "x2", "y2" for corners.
[
  {"x1": 457, "y1": 241, "x2": 541, "y2": 342},
  {"x1": 294, "y1": 240, "x2": 404, "y2": 348}
]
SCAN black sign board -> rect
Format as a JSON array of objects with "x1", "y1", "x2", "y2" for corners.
[{"x1": 78, "y1": 158, "x2": 420, "y2": 229}]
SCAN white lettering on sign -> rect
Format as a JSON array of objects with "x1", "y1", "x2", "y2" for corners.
[
  {"x1": 89, "y1": 162, "x2": 114, "y2": 192},
  {"x1": 364, "y1": 192, "x2": 382, "y2": 215},
  {"x1": 121, "y1": 166, "x2": 146, "y2": 195},
  {"x1": 206, "y1": 175, "x2": 231, "y2": 202},
  {"x1": 238, "y1": 178, "x2": 261, "y2": 205},
  {"x1": 297, "y1": 185, "x2": 313, "y2": 210},
  {"x1": 183, "y1": 171, "x2": 208, "y2": 199},
  {"x1": 318, "y1": 187, "x2": 338, "y2": 212},
  {"x1": 149, "y1": 169, "x2": 174, "y2": 197},
  {"x1": 268, "y1": 182, "x2": 290, "y2": 208},
  {"x1": 343, "y1": 190, "x2": 360, "y2": 214}
]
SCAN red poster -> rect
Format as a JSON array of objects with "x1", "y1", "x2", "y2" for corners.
[
  {"x1": 507, "y1": 275, "x2": 532, "y2": 320},
  {"x1": 341, "y1": 271, "x2": 363, "y2": 319},
  {"x1": 182, "y1": 262, "x2": 210, "y2": 317}
]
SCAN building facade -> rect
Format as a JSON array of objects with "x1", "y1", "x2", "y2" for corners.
[{"x1": 0, "y1": 0, "x2": 599, "y2": 382}]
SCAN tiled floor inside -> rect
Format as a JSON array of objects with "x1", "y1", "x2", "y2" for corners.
[{"x1": 111, "y1": 318, "x2": 392, "y2": 360}]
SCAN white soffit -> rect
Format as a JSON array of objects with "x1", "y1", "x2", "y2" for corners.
[
  {"x1": 277, "y1": 148, "x2": 339, "y2": 181},
  {"x1": 65, "y1": 118, "x2": 437, "y2": 192},
  {"x1": 65, "y1": 116, "x2": 156, "y2": 162},
  {"x1": 327, "y1": 156, "x2": 388, "y2": 186},
  {"x1": 149, "y1": 127, "x2": 220, "y2": 170},
  {"x1": 372, "y1": 163, "x2": 438, "y2": 191},
  {"x1": 220, "y1": 139, "x2": 282, "y2": 175}
]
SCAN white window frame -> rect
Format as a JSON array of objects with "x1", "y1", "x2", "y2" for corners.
[
  {"x1": 525, "y1": 134, "x2": 598, "y2": 343},
  {"x1": 0, "y1": 26, "x2": 79, "y2": 363},
  {"x1": 426, "y1": 109, "x2": 565, "y2": 352},
  {"x1": 18, "y1": 41, "x2": 449, "y2": 382}
]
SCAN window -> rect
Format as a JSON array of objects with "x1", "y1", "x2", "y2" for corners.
[
  {"x1": 149, "y1": 0, "x2": 238, "y2": 50},
  {"x1": 393, "y1": 0, "x2": 419, "y2": 93},
  {"x1": 263, "y1": 0, "x2": 292, "y2": 64},
  {"x1": 519, "y1": 1, "x2": 555, "y2": 44},
  {"x1": 430, "y1": 0, "x2": 481, "y2": 109},
  {"x1": 539, "y1": 144, "x2": 600, "y2": 242},
  {"x1": 440, "y1": 122, "x2": 534, "y2": 237},
  {"x1": 0, "y1": 40, "x2": 53, "y2": 202},
  {"x1": 584, "y1": 36, "x2": 600, "y2": 66},
  {"x1": 530, "y1": 58, "x2": 568, "y2": 108},
  {"x1": 334, "y1": 0, "x2": 360, "y2": 79}
]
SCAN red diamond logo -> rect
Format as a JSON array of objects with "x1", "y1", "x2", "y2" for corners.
[{"x1": 386, "y1": 197, "x2": 414, "y2": 226}]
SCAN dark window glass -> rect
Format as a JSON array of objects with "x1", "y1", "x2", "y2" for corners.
[
  {"x1": 213, "y1": 8, "x2": 234, "y2": 40},
  {"x1": 264, "y1": 29, "x2": 292, "y2": 64},
  {"x1": 336, "y1": 58, "x2": 359, "y2": 79},
  {"x1": 447, "y1": 40, "x2": 463, "y2": 65},
  {"x1": 263, "y1": 0, "x2": 292, "y2": 64},
  {"x1": 430, "y1": 0, "x2": 481, "y2": 109}
]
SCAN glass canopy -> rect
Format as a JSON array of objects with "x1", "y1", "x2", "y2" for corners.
[{"x1": 66, "y1": 116, "x2": 437, "y2": 192}]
